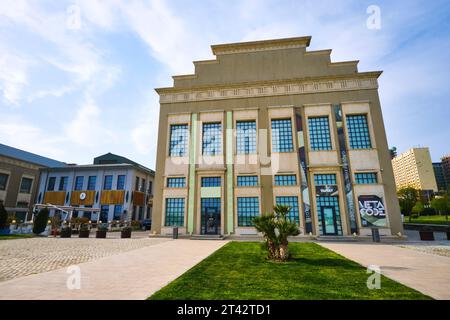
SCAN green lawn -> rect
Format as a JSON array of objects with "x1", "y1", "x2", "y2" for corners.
[
  {"x1": 406, "y1": 215, "x2": 450, "y2": 225},
  {"x1": 0, "y1": 234, "x2": 35, "y2": 240},
  {"x1": 149, "y1": 242, "x2": 430, "y2": 300}
]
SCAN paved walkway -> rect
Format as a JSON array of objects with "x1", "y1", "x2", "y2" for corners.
[
  {"x1": 0, "y1": 239, "x2": 228, "y2": 300},
  {"x1": 319, "y1": 242, "x2": 450, "y2": 300},
  {"x1": 0, "y1": 236, "x2": 168, "y2": 282}
]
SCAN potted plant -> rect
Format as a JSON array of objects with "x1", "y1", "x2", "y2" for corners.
[
  {"x1": 0, "y1": 203, "x2": 10, "y2": 235},
  {"x1": 79, "y1": 224, "x2": 90, "y2": 238},
  {"x1": 96, "y1": 224, "x2": 108, "y2": 238},
  {"x1": 121, "y1": 226, "x2": 132, "y2": 239},
  {"x1": 60, "y1": 225, "x2": 72, "y2": 238},
  {"x1": 419, "y1": 226, "x2": 434, "y2": 241}
]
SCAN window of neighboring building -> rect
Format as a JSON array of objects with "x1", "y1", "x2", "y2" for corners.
[
  {"x1": 169, "y1": 124, "x2": 189, "y2": 157},
  {"x1": 58, "y1": 177, "x2": 68, "y2": 191},
  {"x1": 308, "y1": 117, "x2": 332, "y2": 151},
  {"x1": 16, "y1": 201, "x2": 28, "y2": 208},
  {"x1": 113, "y1": 205, "x2": 123, "y2": 220},
  {"x1": 237, "y1": 197, "x2": 260, "y2": 227},
  {"x1": 117, "y1": 175, "x2": 126, "y2": 190},
  {"x1": 0, "y1": 173, "x2": 8, "y2": 190},
  {"x1": 141, "y1": 179, "x2": 146, "y2": 192},
  {"x1": 135, "y1": 177, "x2": 140, "y2": 191},
  {"x1": 87, "y1": 176, "x2": 97, "y2": 190},
  {"x1": 74, "y1": 176, "x2": 84, "y2": 191},
  {"x1": 139, "y1": 206, "x2": 144, "y2": 220},
  {"x1": 202, "y1": 122, "x2": 222, "y2": 155},
  {"x1": 236, "y1": 176, "x2": 258, "y2": 187},
  {"x1": 271, "y1": 119, "x2": 294, "y2": 152},
  {"x1": 47, "y1": 177, "x2": 56, "y2": 191},
  {"x1": 201, "y1": 177, "x2": 221, "y2": 187},
  {"x1": 19, "y1": 177, "x2": 33, "y2": 194},
  {"x1": 167, "y1": 177, "x2": 186, "y2": 188},
  {"x1": 274, "y1": 175, "x2": 297, "y2": 186},
  {"x1": 165, "y1": 198, "x2": 185, "y2": 226},
  {"x1": 148, "y1": 181, "x2": 153, "y2": 194},
  {"x1": 275, "y1": 196, "x2": 300, "y2": 224},
  {"x1": 100, "y1": 205, "x2": 109, "y2": 222},
  {"x1": 103, "y1": 175, "x2": 113, "y2": 190},
  {"x1": 355, "y1": 173, "x2": 378, "y2": 184},
  {"x1": 346, "y1": 115, "x2": 372, "y2": 149},
  {"x1": 236, "y1": 120, "x2": 256, "y2": 154}
]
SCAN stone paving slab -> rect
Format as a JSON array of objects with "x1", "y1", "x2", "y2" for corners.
[
  {"x1": 319, "y1": 242, "x2": 450, "y2": 300},
  {"x1": 0, "y1": 236, "x2": 168, "y2": 282},
  {"x1": 0, "y1": 239, "x2": 228, "y2": 300}
]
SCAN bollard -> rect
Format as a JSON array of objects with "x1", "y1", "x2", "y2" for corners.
[
  {"x1": 173, "y1": 226, "x2": 179, "y2": 239},
  {"x1": 371, "y1": 228, "x2": 380, "y2": 243}
]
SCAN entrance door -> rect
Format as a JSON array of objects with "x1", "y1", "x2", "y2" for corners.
[
  {"x1": 201, "y1": 198, "x2": 221, "y2": 235},
  {"x1": 320, "y1": 206, "x2": 338, "y2": 236}
]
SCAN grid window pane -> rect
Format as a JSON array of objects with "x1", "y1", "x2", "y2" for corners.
[
  {"x1": 201, "y1": 177, "x2": 221, "y2": 187},
  {"x1": 308, "y1": 117, "x2": 332, "y2": 151},
  {"x1": 346, "y1": 115, "x2": 372, "y2": 149},
  {"x1": 100, "y1": 205, "x2": 109, "y2": 222},
  {"x1": 237, "y1": 176, "x2": 258, "y2": 187},
  {"x1": 19, "y1": 177, "x2": 33, "y2": 194},
  {"x1": 236, "y1": 121, "x2": 256, "y2": 154},
  {"x1": 103, "y1": 175, "x2": 113, "y2": 190},
  {"x1": 167, "y1": 177, "x2": 186, "y2": 188},
  {"x1": 275, "y1": 196, "x2": 300, "y2": 224},
  {"x1": 58, "y1": 177, "x2": 68, "y2": 191},
  {"x1": 74, "y1": 176, "x2": 84, "y2": 191},
  {"x1": 169, "y1": 124, "x2": 189, "y2": 157},
  {"x1": 47, "y1": 177, "x2": 56, "y2": 191},
  {"x1": 87, "y1": 176, "x2": 97, "y2": 190},
  {"x1": 165, "y1": 198, "x2": 185, "y2": 226},
  {"x1": 355, "y1": 173, "x2": 378, "y2": 184},
  {"x1": 271, "y1": 119, "x2": 294, "y2": 152},
  {"x1": 0, "y1": 173, "x2": 8, "y2": 190},
  {"x1": 274, "y1": 175, "x2": 297, "y2": 186},
  {"x1": 314, "y1": 174, "x2": 337, "y2": 186},
  {"x1": 117, "y1": 175, "x2": 126, "y2": 190},
  {"x1": 202, "y1": 123, "x2": 222, "y2": 155},
  {"x1": 237, "y1": 197, "x2": 260, "y2": 226},
  {"x1": 113, "y1": 205, "x2": 123, "y2": 220}
]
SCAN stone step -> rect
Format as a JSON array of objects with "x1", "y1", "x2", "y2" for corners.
[{"x1": 190, "y1": 234, "x2": 226, "y2": 240}]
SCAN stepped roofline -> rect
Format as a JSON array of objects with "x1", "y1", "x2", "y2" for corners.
[{"x1": 211, "y1": 36, "x2": 312, "y2": 55}]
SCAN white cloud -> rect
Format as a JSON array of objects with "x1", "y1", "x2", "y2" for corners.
[
  {"x1": 0, "y1": 52, "x2": 30, "y2": 105},
  {"x1": 65, "y1": 95, "x2": 116, "y2": 147}
]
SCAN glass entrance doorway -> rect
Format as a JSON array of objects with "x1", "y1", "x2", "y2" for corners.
[
  {"x1": 320, "y1": 206, "x2": 338, "y2": 236},
  {"x1": 201, "y1": 198, "x2": 221, "y2": 235}
]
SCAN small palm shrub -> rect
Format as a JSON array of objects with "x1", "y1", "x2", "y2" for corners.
[{"x1": 253, "y1": 205, "x2": 300, "y2": 262}]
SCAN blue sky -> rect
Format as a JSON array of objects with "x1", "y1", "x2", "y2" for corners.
[{"x1": 0, "y1": 0, "x2": 449, "y2": 169}]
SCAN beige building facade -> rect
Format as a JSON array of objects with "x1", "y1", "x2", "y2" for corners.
[
  {"x1": 392, "y1": 148, "x2": 438, "y2": 192},
  {"x1": 152, "y1": 37, "x2": 403, "y2": 237}
]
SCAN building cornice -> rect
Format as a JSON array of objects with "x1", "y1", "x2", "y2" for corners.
[
  {"x1": 156, "y1": 72, "x2": 382, "y2": 104},
  {"x1": 211, "y1": 36, "x2": 312, "y2": 55}
]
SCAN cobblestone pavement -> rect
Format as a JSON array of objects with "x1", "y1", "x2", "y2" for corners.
[
  {"x1": 0, "y1": 237, "x2": 169, "y2": 282},
  {"x1": 0, "y1": 239, "x2": 227, "y2": 300},
  {"x1": 398, "y1": 230, "x2": 450, "y2": 258}
]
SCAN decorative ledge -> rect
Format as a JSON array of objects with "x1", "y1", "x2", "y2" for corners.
[{"x1": 157, "y1": 74, "x2": 380, "y2": 104}]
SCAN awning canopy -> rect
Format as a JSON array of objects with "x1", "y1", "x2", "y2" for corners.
[{"x1": 33, "y1": 203, "x2": 100, "y2": 212}]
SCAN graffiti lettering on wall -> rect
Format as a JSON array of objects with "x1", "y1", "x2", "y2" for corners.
[{"x1": 358, "y1": 195, "x2": 387, "y2": 228}]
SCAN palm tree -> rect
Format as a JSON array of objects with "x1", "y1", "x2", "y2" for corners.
[{"x1": 253, "y1": 204, "x2": 300, "y2": 262}]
